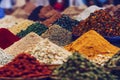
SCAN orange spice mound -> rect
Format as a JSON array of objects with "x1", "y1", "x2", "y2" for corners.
[{"x1": 64, "y1": 30, "x2": 120, "y2": 65}]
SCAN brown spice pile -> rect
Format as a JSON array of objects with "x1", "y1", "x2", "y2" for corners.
[
  {"x1": 73, "y1": 9, "x2": 120, "y2": 37},
  {"x1": 65, "y1": 30, "x2": 120, "y2": 65}
]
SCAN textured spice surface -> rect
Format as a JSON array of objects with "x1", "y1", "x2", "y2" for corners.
[
  {"x1": 73, "y1": 9, "x2": 120, "y2": 37},
  {"x1": 8, "y1": 20, "x2": 34, "y2": 35},
  {"x1": 25, "y1": 39, "x2": 71, "y2": 64},
  {"x1": 0, "y1": 28, "x2": 20, "y2": 49},
  {"x1": 0, "y1": 15, "x2": 24, "y2": 28},
  {"x1": 54, "y1": 52, "x2": 117, "y2": 80},
  {"x1": 104, "y1": 51, "x2": 120, "y2": 79},
  {"x1": 4, "y1": 32, "x2": 43, "y2": 55},
  {"x1": 65, "y1": 30, "x2": 120, "y2": 65},
  {"x1": 41, "y1": 25, "x2": 72, "y2": 46},
  {"x1": 0, "y1": 48, "x2": 13, "y2": 66},
  {"x1": 17, "y1": 23, "x2": 48, "y2": 38},
  {"x1": 0, "y1": 53, "x2": 52, "y2": 78},
  {"x1": 53, "y1": 15, "x2": 79, "y2": 31}
]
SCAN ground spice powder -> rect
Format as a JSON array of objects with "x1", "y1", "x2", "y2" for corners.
[
  {"x1": 65, "y1": 30, "x2": 120, "y2": 65},
  {"x1": 4, "y1": 32, "x2": 43, "y2": 55},
  {"x1": 0, "y1": 28, "x2": 20, "y2": 49},
  {"x1": 41, "y1": 25, "x2": 72, "y2": 46},
  {"x1": 0, "y1": 53, "x2": 52, "y2": 78}
]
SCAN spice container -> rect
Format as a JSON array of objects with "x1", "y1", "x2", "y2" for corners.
[
  {"x1": 41, "y1": 25, "x2": 72, "y2": 46},
  {"x1": 54, "y1": 52, "x2": 117, "y2": 80},
  {"x1": 0, "y1": 28, "x2": 20, "y2": 49},
  {"x1": 53, "y1": 15, "x2": 79, "y2": 31},
  {"x1": 65, "y1": 30, "x2": 120, "y2": 66},
  {"x1": 17, "y1": 22, "x2": 48, "y2": 38},
  {"x1": 4, "y1": 32, "x2": 43, "y2": 55},
  {"x1": 25, "y1": 38, "x2": 72, "y2": 65},
  {"x1": 8, "y1": 20, "x2": 34, "y2": 35}
]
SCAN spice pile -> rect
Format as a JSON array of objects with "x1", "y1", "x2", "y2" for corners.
[
  {"x1": 0, "y1": 53, "x2": 52, "y2": 78},
  {"x1": 17, "y1": 23, "x2": 48, "y2": 38},
  {"x1": 0, "y1": 48, "x2": 13, "y2": 66},
  {"x1": 62, "y1": 6, "x2": 84, "y2": 19},
  {"x1": 0, "y1": 15, "x2": 24, "y2": 28},
  {"x1": 104, "y1": 51, "x2": 120, "y2": 79},
  {"x1": 76, "y1": 5, "x2": 102, "y2": 21},
  {"x1": 25, "y1": 39, "x2": 71, "y2": 64},
  {"x1": 54, "y1": 52, "x2": 117, "y2": 80},
  {"x1": 4, "y1": 32, "x2": 43, "y2": 55},
  {"x1": 8, "y1": 20, "x2": 34, "y2": 35},
  {"x1": 41, "y1": 25, "x2": 72, "y2": 46},
  {"x1": 53, "y1": 15, "x2": 79, "y2": 31},
  {"x1": 65, "y1": 30, "x2": 120, "y2": 66},
  {"x1": 42, "y1": 10, "x2": 61, "y2": 27},
  {"x1": 0, "y1": 28, "x2": 20, "y2": 49},
  {"x1": 73, "y1": 9, "x2": 120, "y2": 37}
]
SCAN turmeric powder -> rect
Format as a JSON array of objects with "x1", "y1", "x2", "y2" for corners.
[{"x1": 65, "y1": 30, "x2": 120, "y2": 65}]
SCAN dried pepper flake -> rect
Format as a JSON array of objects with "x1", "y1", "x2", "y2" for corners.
[
  {"x1": 0, "y1": 28, "x2": 20, "y2": 49},
  {"x1": 0, "y1": 53, "x2": 52, "y2": 78}
]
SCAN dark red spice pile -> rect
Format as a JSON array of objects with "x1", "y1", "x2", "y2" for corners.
[
  {"x1": 73, "y1": 9, "x2": 120, "y2": 38},
  {"x1": 0, "y1": 53, "x2": 52, "y2": 78},
  {"x1": 0, "y1": 28, "x2": 20, "y2": 49}
]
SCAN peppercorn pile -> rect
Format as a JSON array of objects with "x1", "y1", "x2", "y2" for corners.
[
  {"x1": 25, "y1": 39, "x2": 72, "y2": 64},
  {"x1": 4, "y1": 32, "x2": 43, "y2": 55},
  {"x1": 65, "y1": 30, "x2": 120, "y2": 66},
  {"x1": 41, "y1": 25, "x2": 72, "y2": 46},
  {"x1": 114, "y1": 8, "x2": 120, "y2": 21},
  {"x1": 104, "y1": 51, "x2": 120, "y2": 79},
  {"x1": 17, "y1": 22, "x2": 48, "y2": 38},
  {"x1": 0, "y1": 15, "x2": 24, "y2": 28},
  {"x1": 73, "y1": 9, "x2": 120, "y2": 37},
  {"x1": 0, "y1": 53, "x2": 52, "y2": 78},
  {"x1": 0, "y1": 48, "x2": 13, "y2": 66},
  {"x1": 8, "y1": 20, "x2": 34, "y2": 35},
  {"x1": 54, "y1": 52, "x2": 117, "y2": 80},
  {"x1": 0, "y1": 28, "x2": 20, "y2": 49},
  {"x1": 53, "y1": 15, "x2": 79, "y2": 31}
]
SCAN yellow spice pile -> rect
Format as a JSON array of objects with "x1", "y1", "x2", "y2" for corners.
[
  {"x1": 65, "y1": 30, "x2": 120, "y2": 65},
  {"x1": 8, "y1": 20, "x2": 34, "y2": 35}
]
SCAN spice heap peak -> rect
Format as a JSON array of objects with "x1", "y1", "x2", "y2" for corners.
[{"x1": 65, "y1": 30, "x2": 120, "y2": 65}]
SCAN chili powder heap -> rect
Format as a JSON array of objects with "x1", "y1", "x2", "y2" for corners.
[
  {"x1": 0, "y1": 28, "x2": 20, "y2": 49},
  {"x1": 0, "y1": 53, "x2": 52, "y2": 78}
]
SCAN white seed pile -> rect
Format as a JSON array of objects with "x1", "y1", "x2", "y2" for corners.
[
  {"x1": 4, "y1": 32, "x2": 43, "y2": 55},
  {"x1": 25, "y1": 39, "x2": 72, "y2": 64},
  {"x1": 76, "y1": 5, "x2": 103, "y2": 21},
  {"x1": 0, "y1": 48, "x2": 13, "y2": 66}
]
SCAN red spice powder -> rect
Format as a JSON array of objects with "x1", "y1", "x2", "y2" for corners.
[
  {"x1": 0, "y1": 28, "x2": 20, "y2": 49},
  {"x1": 0, "y1": 53, "x2": 52, "y2": 78}
]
